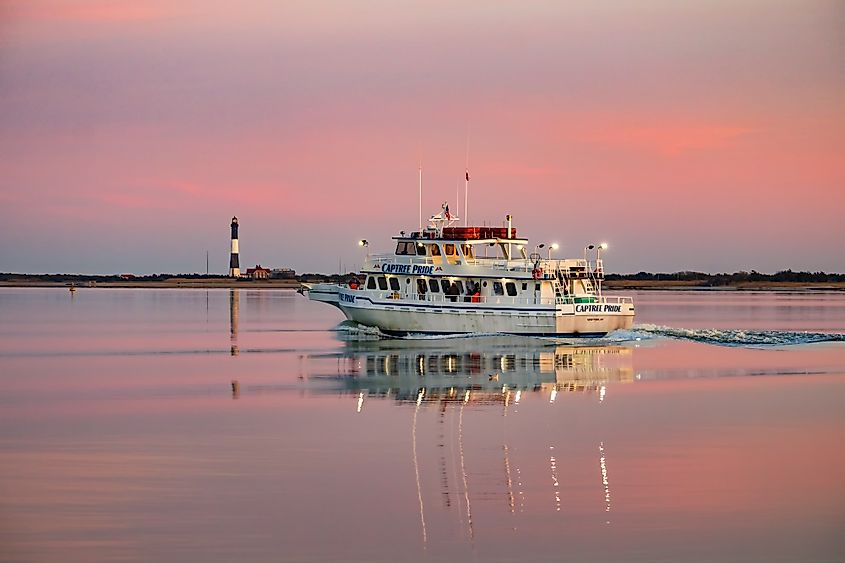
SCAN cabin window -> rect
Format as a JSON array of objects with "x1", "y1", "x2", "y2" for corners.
[
  {"x1": 444, "y1": 244, "x2": 456, "y2": 256},
  {"x1": 416, "y1": 243, "x2": 426, "y2": 256},
  {"x1": 428, "y1": 279, "x2": 440, "y2": 293},
  {"x1": 406, "y1": 277, "x2": 411, "y2": 284},
  {"x1": 493, "y1": 281, "x2": 504, "y2": 296},
  {"x1": 377, "y1": 277, "x2": 388, "y2": 290},
  {"x1": 535, "y1": 283, "x2": 540, "y2": 291},
  {"x1": 443, "y1": 280, "x2": 460, "y2": 301},
  {"x1": 416, "y1": 279, "x2": 427, "y2": 294},
  {"x1": 461, "y1": 244, "x2": 474, "y2": 259},
  {"x1": 482, "y1": 281, "x2": 488, "y2": 287},
  {"x1": 454, "y1": 280, "x2": 464, "y2": 294},
  {"x1": 395, "y1": 241, "x2": 411, "y2": 255},
  {"x1": 522, "y1": 283, "x2": 528, "y2": 291},
  {"x1": 429, "y1": 244, "x2": 441, "y2": 256},
  {"x1": 498, "y1": 243, "x2": 510, "y2": 260},
  {"x1": 506, "y1": 282, "x2": 517, "y2": 296},
  {"x1": 389, "y1": 277, "x2": 400, "y2": 291},
  {"x1": 464, "y1": 280, "x2": 476, "y2": 294},
  {"x1": 367, "y1": 276, "x2": 376, "y2": 290}
]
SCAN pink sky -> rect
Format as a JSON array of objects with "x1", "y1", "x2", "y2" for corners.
[{"x1": 1, "y1": 1, "x2": 843, "y2": 274}]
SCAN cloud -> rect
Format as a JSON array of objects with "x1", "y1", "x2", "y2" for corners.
[
  {"x1": 6, "y1": 0, "x2": 182, "y2": 24},
  {"x1": 581, "y1": 123, "x2": 756, "y2": 156}
]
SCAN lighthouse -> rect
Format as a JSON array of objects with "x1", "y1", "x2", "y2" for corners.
[{"x1": 229, "y1": 216, "x2": 240, "y2": 277}]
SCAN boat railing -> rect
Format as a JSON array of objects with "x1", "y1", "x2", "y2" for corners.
[
  {"x1": 365, "y1": 255, "x2": 606, "y2": 280},
  {"x1": 366, "y1": 254, "x2": 450, "y2": 267},
  {"x1": 600, "y1": 295, "x2": 633, "y2": 304},
  {"x1": 411, "y1": 293, "x2": 558, "y2": 306},
  {"x1": 486, "y1": 258, "x2": 599, "y2": 279},
  {"x1": 353, "y1": 289, "x2": 555, "y2": 306},
  {"x1": 555, "y1": 295, "x2": 633, "y2": 305},
  {"x1": 347, "y1": 289, "x2": 631, "y2": 308},
  {"x1": 366, "y1": 254, "x2": 413, "y2": 267}
]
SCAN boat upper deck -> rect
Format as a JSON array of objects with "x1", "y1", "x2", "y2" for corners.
[{"x1": 361, "y1": 225, "x2": 602, "y2": 281}]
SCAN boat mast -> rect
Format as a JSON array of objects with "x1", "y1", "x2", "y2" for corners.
[
  {"x1": 507, "y1": 214, "x2": 512, "y2": 260},
  {"x1": 418, "y1": 159, "x2": 422, "y2": 231},
  {"x1": 464, "y1": 169, "x2": 469, "y2": 227},
  {"x1": 464, "y1": 128, "x2": 470, "y2": 227},
  {"x1": 456, "y1": 179, "x2": 460, "y2": 220}
]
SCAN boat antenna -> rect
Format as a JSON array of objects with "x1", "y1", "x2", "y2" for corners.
[
  {"x1": 418, "y1": 154, "x2": 422, "y2": 231},
  {"x1": 456, "y1": 178, "x2": 460, "y2": 220},
  {"x1": 464, "y1": 126, "x2": 470, "y2": 227}
]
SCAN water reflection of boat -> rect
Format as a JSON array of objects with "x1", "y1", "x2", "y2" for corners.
[
  {"x1": 234, "y1": 340, "x2": 627, "y2": 544},
  {"x1": 306, "y1": 340, "x2": 633, "y2": 405},
  {"x1": 317, "y1": 341, "x2": 630, "y2": 545}
]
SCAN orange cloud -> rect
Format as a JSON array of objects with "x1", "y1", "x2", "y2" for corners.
[
  {"x1": 582, "y1": 123, "x2": 756, "y2": 156},
  {"x1": 7, "y1": 0, "x2": 182, "y2": 24}
]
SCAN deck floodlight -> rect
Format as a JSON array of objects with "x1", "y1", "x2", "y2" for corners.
[
  {"x1": 597, "y1": 242, "x2": 608, "y2": 263},
  {"x1": 551, "y1": 243, "x2": 559, "y2": 251},
  {"x1": 359, "y1": 239, "x2": 369, "y2": 247}
]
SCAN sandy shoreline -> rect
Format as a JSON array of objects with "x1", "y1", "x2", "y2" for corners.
[
  {"x1": 603, "y1": 280, "x2": 845, "y2": 291},
  {"x1": 0, "y1": 279, "x2": 302, "y2": 289}
]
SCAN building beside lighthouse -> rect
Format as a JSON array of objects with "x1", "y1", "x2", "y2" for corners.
[{"x1": 229, "y1": 216, "x2": 240, "y2": 277}]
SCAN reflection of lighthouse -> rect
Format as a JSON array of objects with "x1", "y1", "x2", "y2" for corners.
[
  {"x1": 229, "y1": 288, "x2": 240, "y2": 356},
  {"x1": 229, "y1": 216, "x2": 240, "y2": 277}
]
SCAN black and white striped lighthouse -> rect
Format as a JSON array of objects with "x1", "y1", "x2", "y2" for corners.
[{"x1": 229, "y1": 216, "x2": 240, "y2": 277}]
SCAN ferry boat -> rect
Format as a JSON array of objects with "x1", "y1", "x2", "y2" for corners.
[{"x1": 303, "y1": 207, "x2": 635, "y2": 337}]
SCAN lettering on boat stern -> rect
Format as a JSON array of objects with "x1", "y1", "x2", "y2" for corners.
[
  {"x1": 339, "y1": 293, "x2": 356, "y2": 303},
  {"x1": 381, "y1": 263, "x2": 433, "y2": 275},
  {"x1": 575, "y1": 304, "x2": 622, "y2": 313}
]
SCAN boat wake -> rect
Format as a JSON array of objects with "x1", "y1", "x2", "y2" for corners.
[
  {"x1": 335, "y1": 320, "x2": 386, "y2": 340},
  {"x1": 618, "y1": 324, "x2": 845, "y2": 348},
  {"x1": 335, "y1": 321, "x2": 845, "y2": 348}
]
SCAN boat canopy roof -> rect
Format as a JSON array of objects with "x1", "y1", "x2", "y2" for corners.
[{"x1": 393, "y1": 226, "x2": 527, "y2": 244}]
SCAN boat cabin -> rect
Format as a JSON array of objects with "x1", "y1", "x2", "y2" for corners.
[
  {"x1": 393, "y1": 226, "x2": 529, "y2": 264},
  {"x1": 353, "y1": 213, "x2": 607, "y2": 306}
]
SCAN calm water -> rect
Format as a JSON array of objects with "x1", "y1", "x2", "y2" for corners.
[{"x1": 1, "y1": 288, "x2": 844, "y2": 562}]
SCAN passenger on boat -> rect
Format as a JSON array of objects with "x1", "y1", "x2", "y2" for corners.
[
  {"x1": 465, "y1": 280, "x2": 481, "y2": 303},
  {"x1": 445, "y1": 280, "x2": 460, "y2": 302}
]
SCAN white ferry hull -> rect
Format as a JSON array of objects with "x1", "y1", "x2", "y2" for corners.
[{"x1": 332, "y1": 289, "x2": 634, "y2": 337}]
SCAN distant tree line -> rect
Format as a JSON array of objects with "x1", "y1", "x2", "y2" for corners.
[
  {"x1": 0, "y1": 273, "x2": 226, "y2": 282},
  {"x1": 0, "y1": 272, "x2": 351, "y2": 283},
  {"x1": 3, "y1": 269, "x2": 843, "y2": 285},
  {"x1": 604, "y1": 270, "x2": 845, "y2": 285}
]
